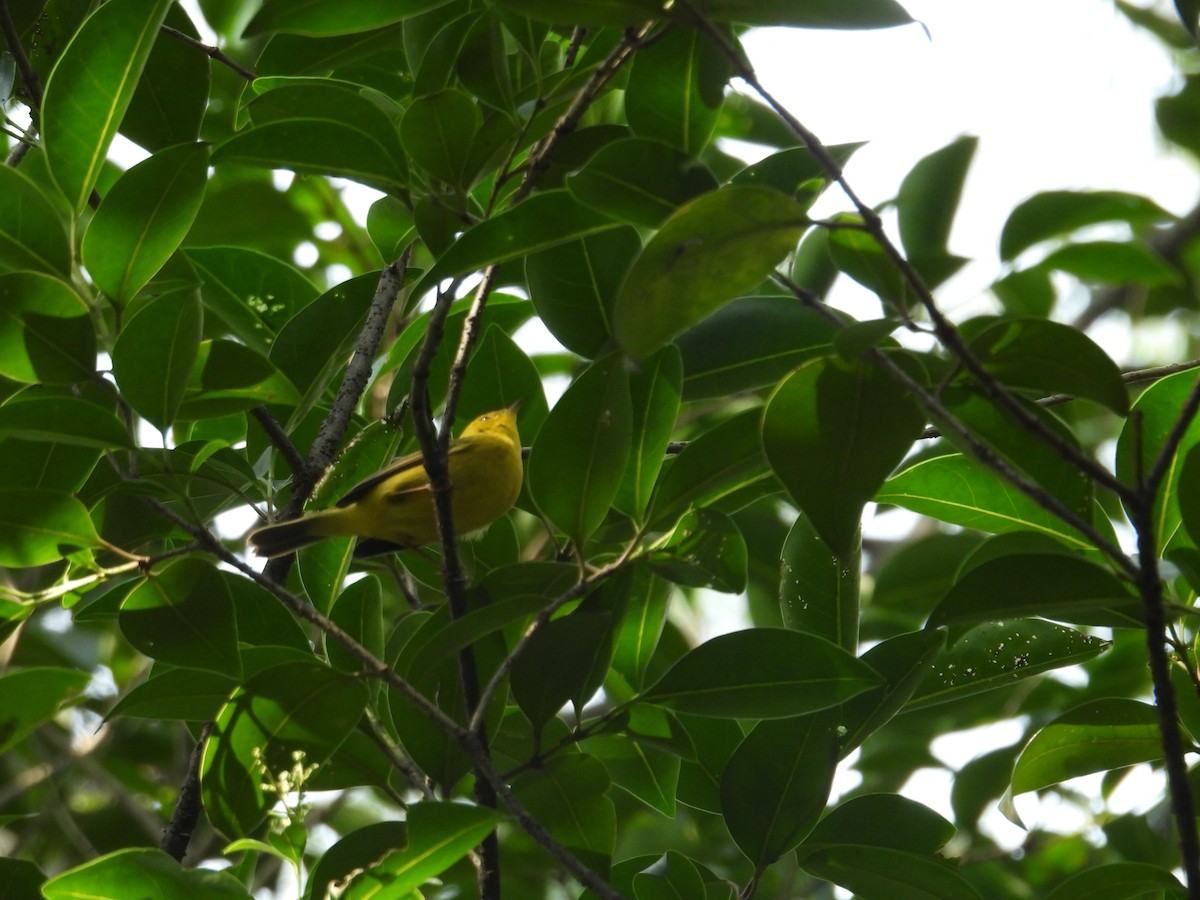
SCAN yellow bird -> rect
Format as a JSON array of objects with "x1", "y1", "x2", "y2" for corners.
[{"x1": 249, "y1": 403, "x2": 523, "y2": 558}]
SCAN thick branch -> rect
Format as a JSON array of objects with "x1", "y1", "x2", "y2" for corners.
[{"x1": 303, "y1": 250, "x2": 411, "y2": 494}]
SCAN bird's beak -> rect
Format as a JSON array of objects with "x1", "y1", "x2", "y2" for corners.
[{"x1": 506, "y1": 399, "x2": 522, "y2": 414}]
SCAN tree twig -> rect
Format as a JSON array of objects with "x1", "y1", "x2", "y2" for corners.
[
  {"x1": 161, "y1": 23, "x2": 256, "y2": 82},
  {"x1": 160, "y1": 722, "x2": 213, "y2": 861},
  {"x1": 0, "y1": 0, "x2": 43, "y2": 107},
  {"x1": 303, "y1": 249, "x2": 412, "y2": 496},
  {"x1": 517, "y1": 21, "x2": 656, "y2": 201},
  {"x1": 408, "y1": 280, "x2": 502, "y2": 899}
]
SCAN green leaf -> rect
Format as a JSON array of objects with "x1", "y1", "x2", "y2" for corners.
[
  {"x1": 0, "y1": 857, "x2": 44, "y2": 897},
  {"x1": 269, "y1": 272, "x2": 379, "y2": 418},
  {"x1": 1000, "y1": 190, "x2": 1172, "y2": 261},
  {"x1": 0, "y1": 396, "x2": 132, "y2": 449},
  {"x1": 201, "y1": 660, "x2": 369, "y2": 837},
  {"x1": 632, "y1": 851, "x2": 707, "y2": 899},
  {"x1": 0, "y1": 271, "x2": 94, "y2": 384},
  {"x1": 616, "y1": 345, "x2": 682, "y2": 519},
  {"x1": 588, "y1": 722, "x2": 681, "y2": 817},
  {"x1": 675, "y1": 296, "x2": 839, "y2": 400},
  {"x1": 1045, "y1": 863, "x2": 1186, "y2": 900},
  {"x1": 928, "y1": 553, "x2": 1137, "y2": 628},
  {"x1": 0, "y1": 489, "x2": 101, "y2": 566},
  {"x1": 400, "y1": 89, "x2": 481, "y2": 187},
  {"x1": 42, "y1": 848, "x2": 252, "y2": 900},
  {"x1": 455, "y1": 324, "x2": 549, "y2": 439},
  {"x1": 797, "y1": 845, "x2": 982, "y2": 900},
  {"x1": 625, "y1": 26, "x2": 728, "y2": 154},
  {"x1": 641, "y1": 628, "x2": 881, "y2": 717},
  {"x1": 341, "y1": 802, "x2": 502, "y2": 897},
  {"x1": 839, "y1": 629, "x2": 947, "y2": 755},
  {"x1": 106, "y1": 667, "x2": 240, "y2": 721},
  {"x1": 178, "y1": 339, "x2": 303, "y2": 418},
  {"x1": 528, "y1": 352, "x2": 631, "y2": 543},
  {"x1": 511, "y1": 754, "x2": 616, "y2": 858},
  {"x1": 698, "y1": 0, "x2": 913, "y2": 28},
  {"x1": 1038, "y1": 240, "x2": 1179, "y2": 286},
  {"x1": 779, "y1": 512, "x2": 859, "y2": 651},
  {"x1": 0, "y1": 667, "x2": 90, "y2": 755},
  {"x1": 731, "y1": 143, "x2": 864, "y2": 195},
  {"x1": 305, "y1": 822, "x2": 407, "y2": 900},
  {"x1": 932, "y1": 387, "x2": 1093, "y2": 520},
  {"x1": 567, "y1": 138, "x2": 719, "y2": 227},
  {"x1": 1116, "y1": 368, "x2": 1200, "y2": 548},
  {"x1": 416, "y1": 191, "x2": 620, "y2": 298},
  {"x1": 803, "y1": 793, "x2": 955, "y2": 855},
  {"x1": 512, "y1": 610, "x2": 616, "y2": 731},
  {"x1": 1010, "y1": 699, "x2": 1162, "y2": 795},
  {"x1": 184, "y1": 246, "x2": 318, "y2": 352},
  {"x1": 121, "y1": 5, "x2": 210, "y2": 151},
  {"x1": 613, "y1": 185, "x2": 807, "y2": 359},
  {"x1": 323, "y1": 577, "x2": 384, "y2": 674},
  {"x1": 120, "y1": 558, "x2": 242, "y2": 675},
  {"x1": 650, "y1": 407, "x2": 772, "y2": 527},
  {"x1": 878, "y1": 453, "x2": 1097, "y2": 550},
  {"x1": 493, "y1": 0, "x2": 660, "y2": 27},
  {"x1": 213, "y1": 118, "x2": 408, "y2": 194},
  {"x1": 720, "y1": 711, "x2": 839, "y2": 866},
  {"x1": 0, "y1": 165, "x2": 71, "y2": 276},
  {"x1": 111, "y1": 289, "x2": 203, "y2": 430},
  {"x1": 246, "y1": 0, "x2": 450, "y2": 37},
  {"x1": 762, "y1": 356, "x2": 924, "y2": 556},
  {"x1": 82, "y1": 142, "x2": 211, "y2": 303},
  {"x1": 896, "y1": 136, "x2": 977, "y2": 260},
  {"x1": 41, "y1": 0, "x2": 174, "y2": 212},
  {"x1": 828, "y1": 217, "x2": 909, "y2": 309},
  {"x1": 525, "y1": 227, "x2": 638, "y2": 358},
  {"x1": 612, "y1": 572, "x2": 671, "y2": 689},
  {"x1": 906, "y1": 620, "x2": 1109, "y2": 711},
  {"x1": 648, "y1": 508, "x2": 748, "y2": 593}
]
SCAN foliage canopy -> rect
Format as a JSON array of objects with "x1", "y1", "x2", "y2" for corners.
[{"x1": 3, "y1": 0, "x2": 1200, "y2": 898}]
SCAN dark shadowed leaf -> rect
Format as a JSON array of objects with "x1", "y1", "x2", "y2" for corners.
[
  {"x1": 613, "y1": 185, "x2": 808, "y2": 359},
  {"x1": 763, "y1": 356, "x2": 924, "y2": 556}
]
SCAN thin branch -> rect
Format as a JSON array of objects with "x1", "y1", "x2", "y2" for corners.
[
  {"x1": 516, "y1": 21, "x2": 656, "y2": 202},
  {"x1": 408, "y1": 281, "x2": 502, "y2": 899},
  {"x1": 0, "y1": 0, "x2": 43, "y2": 107},
  {"x1": 303, "y1": 249, "x2": 412, "y2": 495},
  {"x1": 1128, "y1": 495, "x2": 1200, "y2": 894},
  {"x1": 161, "y1": 23, "x2": 256, "y2": 82},
  {"x1": 142, "y1": 492, "x2": 467, "y2": 738},
  {"x1": 470, "y1": 545, "x2": 642, "y2": 734},
  {"x1": 468, "y1": 742, "x2": 623, "y2": 900},
  {"x1": 250, "y1": 406, "x2": 306, "y2": 475},
  {"x1": 773, "y1": 274, "x2": 1136, "y2": 577},
  {"x1": 679, "y1": 0, "x2": 1135, "y2": 506},
  {"x1": 920, "y1": 359, "x2": 1200, "y2": 439},
  {"x1": 160, "y1": 722, "x2": 213, "y2": 861},
  {"x1": 439, "y1": 265, "x2": 502, "y2": 445}
]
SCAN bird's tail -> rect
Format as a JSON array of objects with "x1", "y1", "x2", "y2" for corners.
[{"x1": 248, "y1": 510, "x2": 345, "y2": 558}]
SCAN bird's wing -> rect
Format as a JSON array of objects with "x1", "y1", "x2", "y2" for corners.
[{"x1": 334, "y1": 441, "x2": 471, "y2": 508}]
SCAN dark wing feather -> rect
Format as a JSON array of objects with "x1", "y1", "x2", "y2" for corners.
[{"x1": 334, "y1": 441, "x2": 470, "y2": 508}]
